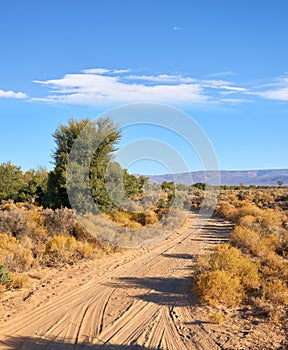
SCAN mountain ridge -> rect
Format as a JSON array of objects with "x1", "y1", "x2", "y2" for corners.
[{"x1": 145, "y1": 169, "x2": 288, "y2": 186}]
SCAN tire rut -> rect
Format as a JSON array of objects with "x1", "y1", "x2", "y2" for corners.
[{"x1": 0, "y1": 214, "x2": 231, "y2": 349}]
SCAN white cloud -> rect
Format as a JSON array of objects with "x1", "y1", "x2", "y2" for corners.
[
  {"x1": 209, "y1": 71, "x2": 236, "y2": 78},
  {"x1": 36, "y1": 68, "x2": 288, "y2": 106},
  {"x1": 220, "y1": 91, "x2": 237, "y2": 96},
  {"x1": 33, "y1": 73, "x2": 208, "y2": 105},
  {"x1": 125, "y1": 74, "x2": 196, "y2": 83},
  {"x1": 82, "y1": 68, "x2": 111, "y2": 74},
  {"x1": 220, "y1": 98, "x2": 253, "y2": 104},
  {"x1": 113, "y1": 69, "x2": 131, "y2": 74},
  {"x1": 249, "y1": 75, "x2": 288, "y2": 101},
  {"x1": 256, "y1": 88, "x2": 288, "y2": 101},
  {"x1": 6, "y1": 68, "x2": 288, "y2": 105},
  {"x1": 201, "y1": 80, "x2": 248, "y2": 92},
  {"x1": 200, "y1": 79, "x2": 229, "y2": 87},
  {"x1": 0, "y1": 89, "x2": 27, "y2": 99},
  {"x1": 82, "y1": 68, "x2": 131, "y2": 75},
  {"x1": 219, "y1": 85, "x2": 248, "y2": 92}
]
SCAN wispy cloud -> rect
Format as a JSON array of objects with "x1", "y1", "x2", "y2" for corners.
[
  {"x1": 32, "y1": 67, "x2": 254, "y2": 106},
  {"x1": 256, "y1": 88, "x2": 288, "y2": 101},
  {"x1": 220, "y1": 98, "x2": 253, "y2": 104},
  {"x1": 124, "y1": 74, "x2": 196, "y2": 84},
  {"x1": 82, "y1": 68, "x2": 111, "y2": 74},
  {"x1": 201, "y1": 79, "x2": 248, "y2": 92},
  {"x1": 33, "y1": 71, "x2": 208, "y2": 105},
  {"x1": 209, "y1": 71, "x2": 237, "y2": 78},
  {"x1": 0, "y1": 89, "x2": 27, "y2": 99},
  {"x1": 113, "y1": 69, "x2": 131, "y2": 74},
  {"x1": 30, "y1": 68, "x2": 288, "y2": 106},
  {"x1": 82, "y1": 68, "x2": 131, "y2": 75},
  {"x1": 249, "y1": 75, "x2": 288, "y2": 102}
]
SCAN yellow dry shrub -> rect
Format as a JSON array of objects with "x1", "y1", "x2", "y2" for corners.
[
  {"x1": 0, "y1": 233, "x2": 34, "y2": 272},
  {"x1": 238, "y1": 212, "x2": 282, "y2": 240},
  {"x1": 142, "y1": 210, "x2": 159, "y2": 226},
  {"x1": 26, "y1": 208, "x2": 49, "y2": 243},
  {"x1": 231, "y1": 225, "x2": 281, "y2": 259},
  {"x1": 217, "y1": 201, "x2": 236, "y2": 221},
  {"x1": 195, "y1": 244, "x2": 261, "y2": 307},
  {"x1": 111, "y1": 209, "x2": 160, "y2": 228},
  {"x1": 1, "y1": 201, "x2": 17, "y2": 211},
  {"x1": 233, "y1": 203, "x2": 263, "y2": 223},
  {"x1": 195, "y1": 269, "x2": 244, "y2": 307},
  {"x1": 260, "y1": 251, "x2": 288, "y2": 282},
  {"x1": 259, "y1": 235, "x2": 279, "y2": 255},
  {"x1": 262, "y1": 279, "x2": 288, "y2": 306},
  {"x1": 253, "y1": 191, "x2": 274, "y2": 208},
  {"x1": 238, "y1": 215, "x2": 260, "y2": 231},
  {"x1": 208, "y1": 243, "x2": 260, "y2": 290},
  {"x1": 209, "y1": 312, "x2": 226, "y2": 324},
  {"x1": 111, "y1": 211, "x2": 142, "y2": 228},
  {"x1": 45, "y1": 236, "x2": 96, "y2": 265},
  {"x1": 9, "y1": 273, "x2": 29, "y2": 289},
  {"x1": 257, "y1": 210, "x2": 283, "y2": 235},
  {"x1": 231, "y1": 225, "x2": 260, "y2": 253}
]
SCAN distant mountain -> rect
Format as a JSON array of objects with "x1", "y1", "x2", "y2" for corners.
[{"x1": 147, "y1": 169, "x2": 288, "y2": 186}]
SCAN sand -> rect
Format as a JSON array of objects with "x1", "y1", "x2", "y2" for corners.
[{"x1": 0, "y1": 213, "x2": 286, "y2": 349}]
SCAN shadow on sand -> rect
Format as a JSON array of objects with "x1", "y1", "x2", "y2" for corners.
[
  {"x1": 108, "y1": 276, "x2": 197, "y2": 307},
  {"x1": 1, "y1": 336, "x2": 154, "y2": 350}
]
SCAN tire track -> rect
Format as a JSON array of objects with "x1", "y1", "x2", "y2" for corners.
[{"x1": 0, "y1": 214, "x2": 231, "y2": 349}]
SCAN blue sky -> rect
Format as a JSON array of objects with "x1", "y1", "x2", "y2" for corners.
[{"x1": 0, "y1": 0, "x2": 288, "y2": 174}]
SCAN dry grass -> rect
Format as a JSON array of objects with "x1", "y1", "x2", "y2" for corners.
[
  {"x1": 195, "y1": 189, "x2": 288, "y2": 318},
  {"x1": 44, "y1": 235, "x2": 98, "y2": 266},
  {"x1": 0, "y1": 203, "x2": 119, "y2": 295},
  {"x1": 194, "y1": 243, "x2": 260, "y2": 306},
  {"x1": 0, "y1": 233, "x2": 34, "y2": 272}
]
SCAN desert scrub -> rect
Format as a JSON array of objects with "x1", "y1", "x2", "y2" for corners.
[
  {"x1": 9, "y1": 273, "x2": 29, "y2": 289},
  {"x1": 209, "y1": 312, "x2": 226, "y2": 324},
  {"x1": 195, "y1": 269, "x2": 244, "y2": 306},
  {"x1": 0, "y1": 264, "x2": 12, "y2": 287},
  {"x1": 194, "y1": 244, "x2": 260, "y2": 306},
  {"x1": 200, "y1": 191, "x2": 288, "y2": 313},
  {"x1": 0, "y1": 204, "x2": 27, "y2": 238},
  {"x1": 110, "y1": 209, "x2": 159, "y2": 228},
  {"x1": 262, "y1": 279, "x2": 288, "y2": 306},
  {"x1": 0, "y1": 233, "x2": 34, "y2": 272},
  {"x1": 25, "y1": 207, "x2": 49, "y2": 243},
  {"x1": 0, "y1": 264, "x2": 27, "y2": 293},
  {"x1": 43, "y1": 207, "x2": 77, "y2": 237},
  {"x1": 44, "y1": 235, "x2": 98, "y2": 266}
]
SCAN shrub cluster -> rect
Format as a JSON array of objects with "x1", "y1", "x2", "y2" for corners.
[
  {"x1": 194, "y1": 243, "x2": 260, "y2": 306},
  {"x1": 0, "y1": 202, "x2": 117, "y2": 295},
  {"x1": 194, "y1": 191, "x2": 288, "y2": 319}
]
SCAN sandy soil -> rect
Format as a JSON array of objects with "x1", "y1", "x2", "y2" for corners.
[{"x1": 0, "y1": 214, "x2": 287, "y2": 349}]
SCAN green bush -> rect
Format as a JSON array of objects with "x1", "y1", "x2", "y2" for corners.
[{"x1": 0, "y1": 263, "x2": 12, "y2": 286}]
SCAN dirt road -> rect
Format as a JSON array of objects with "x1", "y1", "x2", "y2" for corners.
[{"x1": 0, "y1": 214, "x2": 232, "y2": 349}]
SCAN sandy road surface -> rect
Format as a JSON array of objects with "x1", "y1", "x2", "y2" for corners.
[{"x1": 0, "y1": 214, "x2": 232, "y2": 350}]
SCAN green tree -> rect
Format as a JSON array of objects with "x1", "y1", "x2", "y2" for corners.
[
  {"x1": 44, "y1": 117, "x2": 121, "y2": 213},
  {"x1": 123, "y1": 170, "x2": 145, "y2": 199},
  {"x1": 88, "y1": 118, "x2": 122, "y2": 213},
  {"x1": 159, "y1": 181, "x2": 176, "y2": 208},
  {"x1": 193, "y1": 182, "x2": 206, "y2": 191},
  {"x1": 44, "y1": 118, "x2": 91, "y2": 208},
  {"x1": 20, "y1": 167, "x2": 48, "y2": 204},
  {"x1": 0, "y1": 162, "x2": 25, "y2": 201}
]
